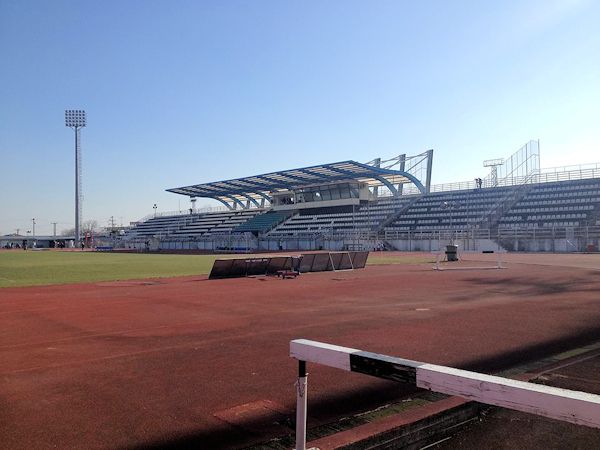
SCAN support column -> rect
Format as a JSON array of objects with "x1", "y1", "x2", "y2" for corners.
[
  {"x1": 75, "y1": 127, "x2": 81, "y2": 245},
  {"x1": 425, "y1": 149, "x2": 434, "y2": 193},
  {"x1": 372, "y1": 158, "x2": 381, "y2": 197},
  {"x1": 398, "y1": 154, "x2": 406, "y2": 194}
]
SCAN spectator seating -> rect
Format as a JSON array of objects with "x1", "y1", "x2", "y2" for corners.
[
  {"x1": 268, "y1": 197, "x2": 415, "y2": 236},
  {"x1": 384, "y1": 186, "x2": 516, "y2": 232},
  {"x1": 234, "y1": 211, "x2": 292, "y2": 234},
  {"x1": 126, "y1": 215, "x2": 195, "y2": 238},
  {"x1": 125, "y1": 210, "x2": 262, "y2": 239},
  {"x1": 125, "y1": 178, "x2": 600, "y2": 240},
  {"x1": 498, "y1": 179, "x2": 600, "y2": 228}
]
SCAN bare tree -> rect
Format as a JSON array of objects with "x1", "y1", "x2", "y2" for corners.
[
  {"x1": 61, "y1": 228, "x2": 75, "y2": 236},
  {"x1": 82, "y1": 220, "x2": 99, "y2": 234},
  {"x1": 61, "y1": 220, "x2": 98, "y2": 237}
]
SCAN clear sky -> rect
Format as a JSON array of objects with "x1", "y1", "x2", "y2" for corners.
[{"x1": 1, "y1": 0, "x2": 599, "y2": 235}]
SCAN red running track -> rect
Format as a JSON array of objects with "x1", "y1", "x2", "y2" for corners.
[{"x1": 1, "y1": 259, "x2": 600, "y2": 449}]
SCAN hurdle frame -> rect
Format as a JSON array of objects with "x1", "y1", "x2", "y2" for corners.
[
  {"x1": 290, "y1": 339, "x2": 600, "y2": 450},
  {"x1": 328, "y1": 251, "x2": 354, "y2": 272},
  {"x1": 433, "y1": 246, "x2": 506, "y2": 271}
]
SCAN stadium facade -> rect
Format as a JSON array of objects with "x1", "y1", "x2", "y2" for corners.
[{"x1": 122, "y1": 141, "x2": 600, "y2": 253}]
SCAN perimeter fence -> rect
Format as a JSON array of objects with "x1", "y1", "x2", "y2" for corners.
[
  {"x1": 116, "y1": 225, "x2": 600, "y2": 254},
  {"x1": 383, "y1": 226, "x2": 600, "y2": 253}
]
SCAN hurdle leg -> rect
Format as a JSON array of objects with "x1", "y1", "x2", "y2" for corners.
[
  {"x1": 434, "y1": 250, "x2": 441, "y2": 270},
  {"x1": 496, "y1": 242, "x2": 503, "y2": 269},
  {"x1": 295, "y1": 360, "x2": 308, "y2": 450}
]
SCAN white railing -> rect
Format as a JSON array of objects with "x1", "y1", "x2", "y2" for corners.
[
  {"x1": 533, "y1": 167, "x2": 600, "y2": 184},
  {"x1": 392, "y1": 165, "x2": 600, "y2": 197},
  {"x1": 384, "y1": 226, "x2": 600, "y2": 241},
  {"x1": 541, "y1": 162, "x2": 600, "y2": 174}
]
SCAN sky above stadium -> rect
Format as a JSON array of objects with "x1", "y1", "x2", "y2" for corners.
[{"x1": 1, "y1": 0, "x2": 599, "y2": 235}]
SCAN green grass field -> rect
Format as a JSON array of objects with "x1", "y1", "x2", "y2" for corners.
[
  {"x1": 0, "y1": 250, "x2": 432, "y2": 288},
  {"x1": 0, "y1": 251, "x2": 220, "y2": 288}
]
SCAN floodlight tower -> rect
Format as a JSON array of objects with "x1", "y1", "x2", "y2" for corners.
[
  {"x1": 65, "y1": 110, "x2": 86, "y2": 245},
  {"x1": 483, "y1": 158, "x2": 504, "y2": 187}
]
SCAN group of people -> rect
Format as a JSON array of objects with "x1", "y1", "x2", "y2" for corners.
[
  {"x1": 3, "y1": 242, "x2": 26, "y2": 249},
  {"x1": 3, "y1": 240, "x2": 36, "y2": 250},
  {"x1": 2, "y1": 240, "x2": 75, "y2": 250},
  {"x1": 474, "y1": 177, "x2": 483, "y2": 188}
]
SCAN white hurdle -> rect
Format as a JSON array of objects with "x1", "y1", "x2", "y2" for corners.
[
  {"x1": 328, "y1": 251, "x2": 354, "y2": 272},
  {"x1": 290, "y1": 339, "x2": 600, "y2": 450},
  {"x1": 433, "y1": 248, "x2": 506, "y2": 271}
]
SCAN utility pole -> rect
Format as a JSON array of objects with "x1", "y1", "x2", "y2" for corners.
[
  {"x1": 52, "y1": 222, "x2": 57, "y2": 237},
  {"x1": 32, "y1": 218, "x2": 36, "y2": 239},
  {"x1": 109, "y1": 216, "x2": 116, "y2": 230},
  {"x1": 15, "y1": 228, "x2": 20, "y2": 236}
]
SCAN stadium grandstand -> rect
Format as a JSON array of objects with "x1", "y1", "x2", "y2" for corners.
[{"x1": 122, "y1": 141, "x2": 600, "y2": 253}]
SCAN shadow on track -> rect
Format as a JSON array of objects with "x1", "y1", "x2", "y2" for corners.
[{"x1": 128, "y1": 326, "x2": 600, "y2": 450}]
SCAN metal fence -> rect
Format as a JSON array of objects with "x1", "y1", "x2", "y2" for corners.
[
  {"x1": 118, "y1": 225, "x2": 600, "y2": 254},
  {"x1": 383, "y1": 226, "x2": 600, "y2": 253}
]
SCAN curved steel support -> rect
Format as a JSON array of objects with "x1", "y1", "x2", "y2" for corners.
[
  {"x1": 240, "y1": 194, "x2": 261, "y2": 209},
  {"x1": 215, "y1": 198, "x2": 234, "y2": 210},
  {"x1": 252, "y1": 191, "x2": 272, "y2": 203},
  {"x1": 401, "y1": 173, "x2": 427, "y2": 194},
  {"x1": 373, "y1": 172, "x2": 426, "y2": 195},
  {"x1": 372, "y1": 175, "x2": 399, "y2": 196},
  {"x1": 224, "y1": 196, "x2": 246, "y2": 209}
]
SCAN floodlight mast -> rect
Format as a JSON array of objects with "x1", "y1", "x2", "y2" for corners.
[
  {"x1": 483, "y1": 158, "x2": 504, "y2": 188},
  {"x1": 65, "y1": 110, "x2": 86, "y2": 246}
]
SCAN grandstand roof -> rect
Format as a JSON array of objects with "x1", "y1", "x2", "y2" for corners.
[{"x1": 167, "y1": 160, "x2": 426, "y2": 204}]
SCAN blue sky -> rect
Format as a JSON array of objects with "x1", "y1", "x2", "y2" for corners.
[{"x1": 1, "y1": 0, "x2": 599, "y2": 235}]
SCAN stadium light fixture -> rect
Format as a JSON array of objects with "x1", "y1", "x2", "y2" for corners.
[
  {"x1": 65, "y1": 110, "x2": 87, "y2": 127},
  {"x1": 483, "y1": 158, "x2": 504, "y2": 188},
  {"x1": 65, "y1": 109, "x2": 86, "y2": 246}
]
